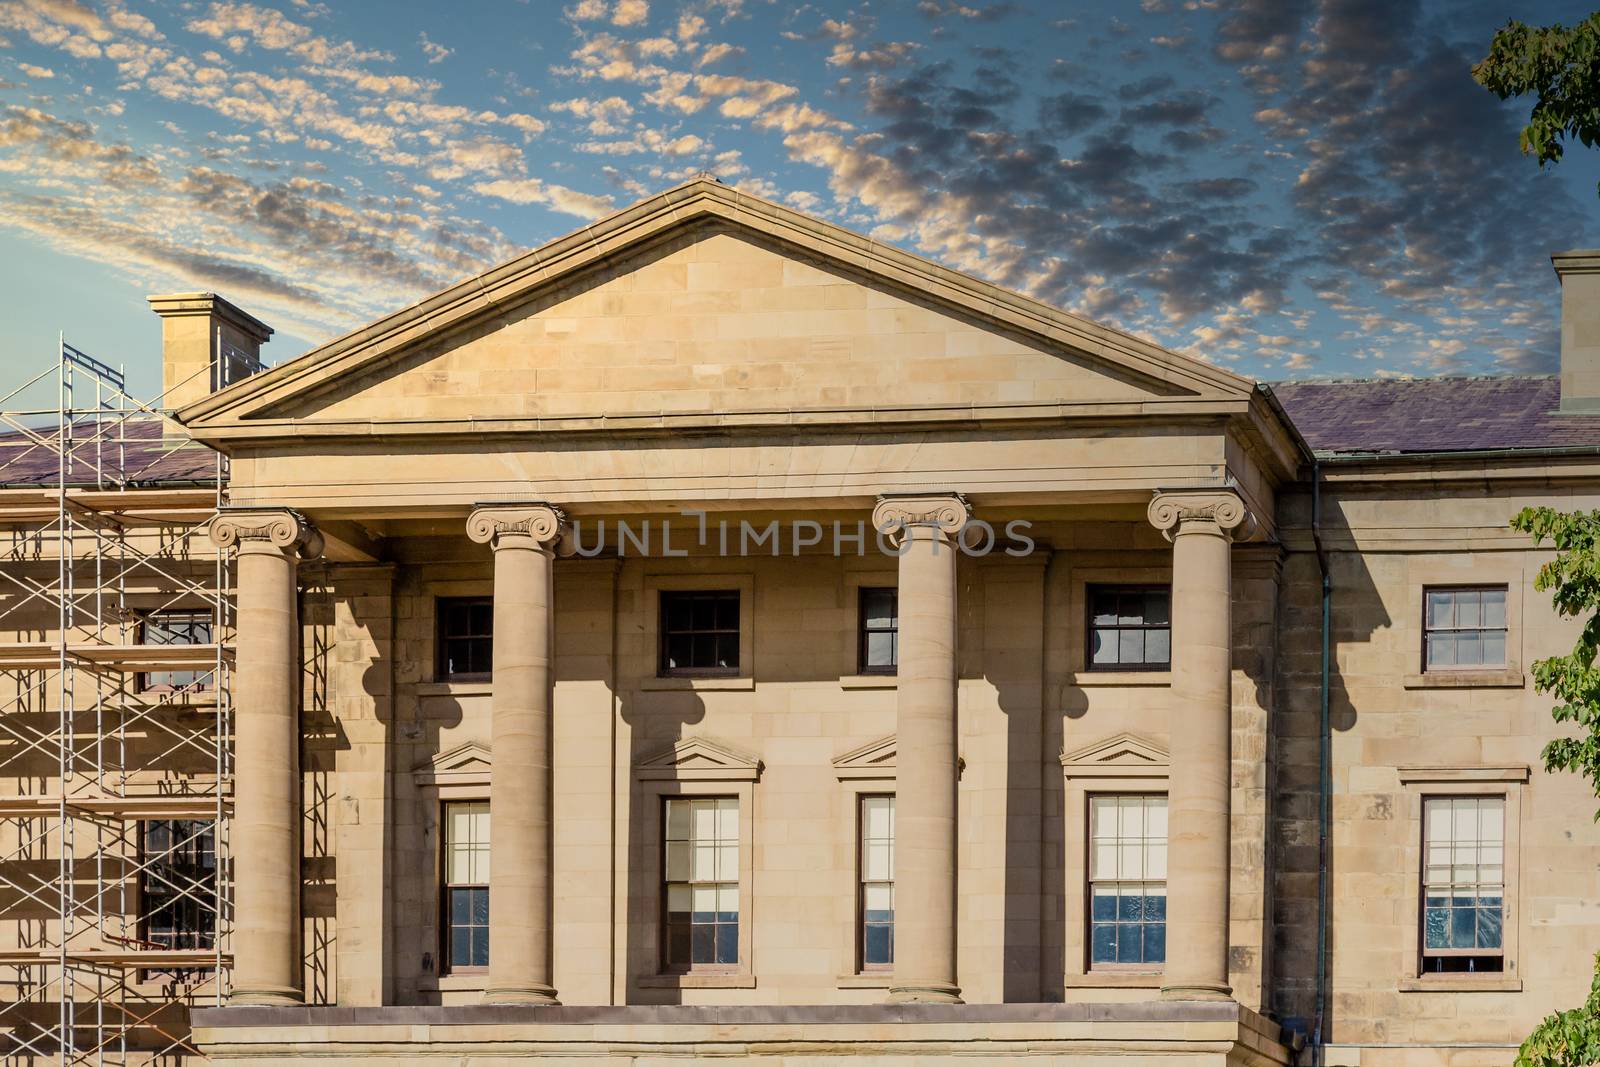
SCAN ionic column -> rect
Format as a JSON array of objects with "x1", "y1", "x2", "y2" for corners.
[
  {"x1": 466, "y1": 503, "x2": 565, "y2": 1006},
  {"x1": 1147, "y1": 488, "x2": 1251, "y2": 1000},
  {"x1": 872, "y1": 493, "x2": 968, "y2": 1004},
  {"x1": 210, "y1": 508, "x2": 323, "y2": 1006}
]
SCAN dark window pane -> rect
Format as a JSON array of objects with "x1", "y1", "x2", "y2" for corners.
[
  {"x1": 1091, "y1": 891, "x2": 1116, "y2": 922},
  {"x1": 451, "y1": 929, "x2": 471, "y2": 967},
  {"x1": 1144, "y1": 591, "x2": 1169, "y2": 626},
  {"x1": 1091, "y1": 923, "x2": 1117, "y2": 963},
  {"x1": 691, "y1": 923, "x2": 715, "y2": 964},
  {"x1": 471, "y1": 927, "x2": 489, "y2": 968},
  {"x1": 864, "y1": 924, "x2": 892, "y2": 965},
  {"x1": 715, "y1": 922, "x2": 739, "y2": 965},
  {"x1": 471, "y1": 888, "x2": 489, "y2": 925},
  {"x1": 1116, "y1": 924, "x2": 1143, "y2": 963},
  {"x1": 1144, "y1": 922, "x2": 1166, "y2": 963},
  {"x1": 661, "y1": 591, "x2": 740, "y2": 674},
  {"x1": 667, "y1": 922, "x2": 690, "y2": 966},
  {"x1": 451, "y1": 888, "x2": 470, "y2": 924},
  {"x1": 1450, "y1": 905, "x2": 1476, "y2": 949}
]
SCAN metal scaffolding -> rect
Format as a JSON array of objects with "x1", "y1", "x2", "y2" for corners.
[{"x1": 0, "y1": 338, "x2": 235, "y2": 1065}]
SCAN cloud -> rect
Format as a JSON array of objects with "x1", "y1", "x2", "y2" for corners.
[
  {"x1": 18, "y1": 62, "x2": 55, "y2": 78},
  {"x1": 471, "y1": 177, "x2": 615, "y2": 218},
  {"x1": 418, "y1": 32, "x2": 451, "y2": 64},
  {"x1": 612, "y1": 0, "x2": 648, "y2": 27}
]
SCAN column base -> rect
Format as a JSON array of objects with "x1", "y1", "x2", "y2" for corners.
[
  {"x1": 1159, "y1": 981, "x2": 1233, "y2": 1001},
  {"x1": 482, "y1": 983, "x2": 561, "y2": 1006},
  {"x1": 887, "y1": 981, "x2": 963, "y2": 1004},
  {"x1": 228, "y1": 985, "x2": 305, "y2": 1007}
]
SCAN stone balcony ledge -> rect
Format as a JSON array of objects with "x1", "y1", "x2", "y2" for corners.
[{"x1": 193, "y1": 1000, "x2": 1291, "y2": 1066}]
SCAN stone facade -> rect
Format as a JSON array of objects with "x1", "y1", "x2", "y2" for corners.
[{"x1": 5, "y1": 179, "x2": 1599, "y2": 1067}]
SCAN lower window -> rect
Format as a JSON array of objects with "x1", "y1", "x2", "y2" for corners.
[
  {"x1": 443, "y1": 800, "x2": 490, "y2": 971},
  {"x1": 663, "y1": 796, "x2": 739, "y2": 969},
  {"x1": 139, "y1": 819, "x2": 216, "y2": 978},
  {"x1": 139, "y1": 610, "x2": 214, "y2": 692},
  {"x1": 859, "y1": 794, "x2": 895, "y2": 969},
  {"x1": 1421, "y1": 796, "x2": 1504, "y2": 973},
  {"x1": 1088, "y1": 794, "x2": 1167, "y2": 968}
]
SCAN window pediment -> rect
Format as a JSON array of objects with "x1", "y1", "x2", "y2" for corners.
[
  {"x1": 1061, "y1": 732, "x2": 1169, "y2": 780},
  {"x1": 635, "y1": 736, "x2": 762, "y2": 782},
  {"x1": 413, "y1": 740, "x2": 491, "y2": 787}
]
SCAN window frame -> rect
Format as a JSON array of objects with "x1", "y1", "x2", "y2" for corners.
[
  {"x1": 1421, "y1": 585, "x2": 1509, "y2": 674},
  {"x1": 1085, "y1": 793, "x2": 1168, "y2": 973},
  {"x1": 137, "y1": 608, "x2": 216, "y2": 693},
  {"x1": 633, "y1": 743, "x2": 758, "y2": 990},
  {"x1": 1084, "y1": 583, "x2": 1172, "y2": 673},
  {"x1": 1397, "y1": 765, "x2": 1526, "y2": 992},
  {"x1": 856, "y1": 587, "x2": 899, "y2": 676},
  {"x1": 857, "y1": 793, "x2": 896, "y2": 972},
  {"x1": 660, "y1": 795, "x2": 741, "y2": 974},
  {"x1": 136, "y1": 818, "x2": 217, "y2": 981},
  {"x1": 435, "y1": 596, "x2": 494, "y2": 683},
  {"x1": 657, "y1": 589, "x2": 742, "y2": 678},
  {"x1": 440, "y1": 799, "x2": 490, "y2": 976},
  {"x1": 1060, "y1": 733, "x2": 1170, "y2": 988},
  {"x1": 1418, "y1": 794, "x2": 1504, "y2": 973}
]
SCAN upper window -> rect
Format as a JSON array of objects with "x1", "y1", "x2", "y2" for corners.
[
  {"x1": 858, "y1": 588, "x2": 898, "y2": 675},
  {"x1": 1423, "y1": 587, "x2": 1507, "y2": 671},
  {"x1": 140, "y1": 819, "x2": 217, "y2": 956},
  {"x1": 140, "y1": 609, "x2": 213, "y2": 692},
  {"x1": 659, "y1": 591, "x2": 739, "y2": 676},
  {"x1": 1087, "y1": 586, "x2": 1171, "y2": 671},
  {"x1": 859, "y1": 794, "x2": 895, "y2": 970},
  {"x1": 1088, "y1": 794, "x2": 1167, "y2": 969},
  {"x1": 663, "y1": 796, "x2": 739, "y2": 970},
  {"x1": 443, "y1": 800, "x2": 490, "y2": 971},
  {"x1": 1422, "y1": 796, "x2": 1504, "y2": 973},
  {"x1": 437, "y1": 597, "x2": 493, "y2": 680}
]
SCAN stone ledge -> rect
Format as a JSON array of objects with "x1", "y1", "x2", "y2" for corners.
[
  {"x1": 194, "y1": 1000, "x2": 1250, "y2": 1027},
  {"x1": 192, "y1": 1001, "x2": 1291, "y2": 1067}
]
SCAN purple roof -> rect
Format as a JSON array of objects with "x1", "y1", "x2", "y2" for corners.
[
  {"x1": 1271, "y1": 376, "x2": 1600, "y2": 455},
  {"x1": 0, "y1": 417, "x2": 222, "y2": 488}
]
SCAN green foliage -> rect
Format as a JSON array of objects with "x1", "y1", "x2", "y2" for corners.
[
  {"x1": 1511, "y1": 506, "x2": 1600, "y2": 808},
  {"x1": 1473, "y1": 15, "x2": 1600, "y2": 196},
  {"x1": 1512, "y1": 507, "x2": 1600, "y2": 1065},
  {"x1": 1517, "y1": 952, "x2": 1600, "y2": 1066}
]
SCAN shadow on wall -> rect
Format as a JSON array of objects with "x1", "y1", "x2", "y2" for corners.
[{"x1": 1267, "y1": 488, "x2": 1389, "y2": 1039}]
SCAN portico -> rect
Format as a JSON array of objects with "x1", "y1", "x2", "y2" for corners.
[{"x1": 181, "y1": 177, "x2": 1294, "y2": 1063}]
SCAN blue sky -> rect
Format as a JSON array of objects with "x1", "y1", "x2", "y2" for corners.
[{"x1": 1, "y1": 0, "x2": 1597, "y2": 402}]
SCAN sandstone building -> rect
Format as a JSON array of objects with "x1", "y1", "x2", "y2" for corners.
[{"x1": 2, "y1": 178, "x2": 1598, "y2": 1065}]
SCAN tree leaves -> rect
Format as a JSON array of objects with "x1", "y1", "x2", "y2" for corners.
[
  {"x1": 1512, "y1": 507, "x2": 1600, "y2": 1063},
  {"x1": 1518, "y1": 952, "x2": 1600, "y2": 1066},
  {"x1": 1473, "y1": 16, "x2": 1600, "y2": 197}
]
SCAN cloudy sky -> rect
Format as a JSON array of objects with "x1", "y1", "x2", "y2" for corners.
[{"x1": 1, "y1": 0, "x2": 1596, "y2": 401}]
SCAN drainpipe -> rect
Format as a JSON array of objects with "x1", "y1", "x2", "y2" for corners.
[{"x1": 1310, "y1": 460, "x2": 1331, "y2": 1066}]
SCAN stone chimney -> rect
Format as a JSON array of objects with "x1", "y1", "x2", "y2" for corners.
[
  {"x1": 1552, "y1": 251, "x2": 1600, "y2": 413},
  {"x1": 146, "y1": 293, "x2": 273, "y2": 411}
]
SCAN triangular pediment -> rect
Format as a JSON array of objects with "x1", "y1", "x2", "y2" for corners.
[
  {"x1": 178, "y1": 177, "x2": 1256, "y2": 442},
  {"x1": 833, "y1": 734, "x2": 897, "y2": 780},
  {"x1": 412, "y1": 740, "x2": 491, "y2": 785},
  {"x1": 636, "y1": 735, "x2": 762, "y2": 781},
  {"x1": 831, "y1": 734, "x2": 964, "y2": 780},
  {"x1": 1061, "y1": 732, "x2": 1169, "y2": 780}
]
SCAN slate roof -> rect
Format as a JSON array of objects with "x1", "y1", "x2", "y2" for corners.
[
  {"x1": 0, "y1": 417, "x2": 222, "y2": 487},
  {"x1": 1271, "y1": 375, "x2": 1600, "y2": 456}
]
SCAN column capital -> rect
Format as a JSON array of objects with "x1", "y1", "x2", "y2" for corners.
[
  {"x1": 872, "y1": 492, "x2": 970, "y2": 538},
  {"x1": 467, "y1": 502, "x2": 566, "y2": 550},
  {"x1": 1147, "y1": 488, "x2": 1253, "y2": 543},
  {"x1": 209, "y1": 508, "x2": 323, "y2": 558}
]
